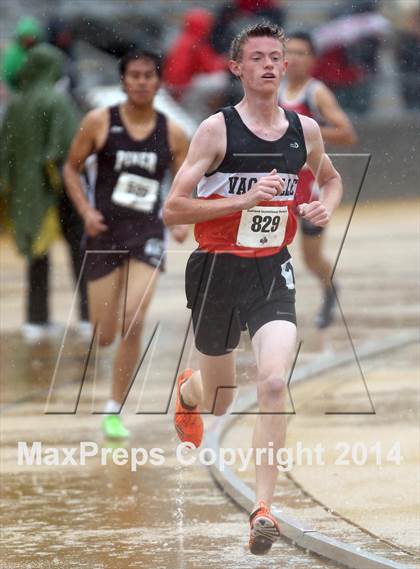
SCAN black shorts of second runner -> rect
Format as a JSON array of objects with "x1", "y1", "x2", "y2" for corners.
[
  {"x1": 300, "y1": 216, "x2": 324, "y2": 237},
  {"x1": 185, "y1": 247, "x2": 296, "y2": 356},
  {"x1": 83, "y1": 220, "x2": 166, "y2": 282}
]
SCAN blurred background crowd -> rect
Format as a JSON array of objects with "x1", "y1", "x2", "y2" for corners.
[{"x1": 1, "y1": 0, "x2": 420, "y2": 120}]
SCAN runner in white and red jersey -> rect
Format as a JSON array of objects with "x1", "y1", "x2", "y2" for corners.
[
  {"x1": 164, "y1": 23, "x2": 342, "y2": 556},
  {"x1": 279, "y1": 31, "x2": 357, "y2": 328}
]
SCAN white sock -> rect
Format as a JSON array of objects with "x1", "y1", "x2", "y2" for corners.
[{"x1": 104, "y1": 399, "x2": 121, "y2": 414}]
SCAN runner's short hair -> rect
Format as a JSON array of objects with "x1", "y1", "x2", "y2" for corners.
[
  {"x1": 287, "y1": 30, "x2": 317, "y2": 55},
  {"x1": 119, "y1": 50, "x2": 162, "y2": 78},
  {"x1": 230, "y1": 21, "x2": 286, "y2": 61}
]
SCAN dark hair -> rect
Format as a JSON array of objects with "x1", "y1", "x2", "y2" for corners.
[
  {"x1": 230, "y1": 21, "x2": 286, "y2": 61},
  {"x1": 287, "y1": 31, "x2": 317, "y2": 55},
  {"x1": 119, "y1": 50, "x2": 162, "y2": 78}
]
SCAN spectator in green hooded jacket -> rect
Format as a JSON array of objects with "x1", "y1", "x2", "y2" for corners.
[
  {"x1": 0, "y1": 43, "x2": 89, "y2": 341},
  {"x1": 1, "y1": 17, "x2": 43, "y2": 91}
]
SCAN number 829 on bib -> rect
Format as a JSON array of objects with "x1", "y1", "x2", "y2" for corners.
[{"x1": 236, "y1": 206, "x2": 288, "y2": 248}]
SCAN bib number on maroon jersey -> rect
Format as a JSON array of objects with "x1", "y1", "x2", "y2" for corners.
[
  {"x1": 112, "y1": 173, "x2": 159, "y2": 213},
  {"x1": 236, "y1": 206, "x2": 288, "y2": 248}
]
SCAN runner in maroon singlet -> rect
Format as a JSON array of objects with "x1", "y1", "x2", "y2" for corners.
[{"x1": 64, "y1": 51, "x2": 189, "y2": 439}]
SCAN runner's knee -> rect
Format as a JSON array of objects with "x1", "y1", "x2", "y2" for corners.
[
  {"x1": 98, "y1": 329, "x2": 116, "y2": 347},
  {"x1": 93, "y1": 320, "x2": 117, "y2": 347},
  {"x1": 257, "y1": 375, "x2": 287, "y2": 406},
  {"x1": 122, "y1": 307, "x2": 146, "y2": 336}
]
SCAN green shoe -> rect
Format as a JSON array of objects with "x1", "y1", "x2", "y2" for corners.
[{"x1": 102, "y1": 415, "x2": 130, "y2": 439}]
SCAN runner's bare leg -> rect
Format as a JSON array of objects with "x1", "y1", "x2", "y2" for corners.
[
  {"x1": 301, "y1": 233, "x2": 331, "y2": 287},
  {"x1": 181, "y1": 351, "x2": 236, "y2": 415},
  {"x1": 112, "y1": 260, "x2": 159, "y2": 403},
  {"x1": 251, "y1": 320, "x2": 297, "y2": 507}
]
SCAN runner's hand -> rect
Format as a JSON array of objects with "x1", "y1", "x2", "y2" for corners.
[
  {"x1": 298, "y1": 201, "x2": 330, "y2": 227},
  {"x1": 83, "y1": 206, "x2": 108, "y2": 237},
  {"x1": 170, "y1": 224, "x2": 189, "y2": 243},
  {"x1": 243, "y1": 169, "x2": 284, "y2": 209}
]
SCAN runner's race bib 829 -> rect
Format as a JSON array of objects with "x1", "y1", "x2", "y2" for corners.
[
  {"x1": 111, "y1": 173, "x2": 159, "y2": 213},
  {"x1": 236, "y1": 206, "x2": 288, "y2": 248}
]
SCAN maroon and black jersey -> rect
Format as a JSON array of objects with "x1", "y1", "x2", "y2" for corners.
[{"x1": 83, "y1": 105, "x2": 172, "y2": 280}]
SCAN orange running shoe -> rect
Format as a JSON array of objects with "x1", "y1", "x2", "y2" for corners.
[
  {"x1": 174, "y1": 369, "x2": 203, "y2": 448},
  {"x1": 249, "y1": 501, "x2": 281, "y2": 555}
]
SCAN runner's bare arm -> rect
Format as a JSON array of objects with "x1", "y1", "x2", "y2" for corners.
[
  {"x1": 163, "y1": 114, "x2": 282, "y2": 225},
  {"x1": 167, "y1": 120, "x2": 191, "y2": 242},
  {"x1": 299, "y1": 115, "x2": 343, "y2": 226},
  {"x1": 168, "y1": 120, "x2": 190, "y2": 178},
  {"x1": 315, "y1": 84, "x2": 357, "y2": 146},
  {"x1": 64, "y1": 108, "x2": 109, "y2": 236},
  {"x1": 64, "y1": 108, "x2": 107, "y2": 216}
]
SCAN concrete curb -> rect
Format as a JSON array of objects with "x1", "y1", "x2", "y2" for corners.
[{"x1": 204, "y1": 330, "x2": 419, "y2": 569}]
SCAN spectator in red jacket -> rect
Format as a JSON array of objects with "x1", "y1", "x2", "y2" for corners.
[{"x1": 163, "y1": 8, "x2": 228, "y2": 121}]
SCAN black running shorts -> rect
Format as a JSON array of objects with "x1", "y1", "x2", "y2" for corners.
[
  {"x1": 185, "y1": 247, "x2": 296, "y2": 356},
  {"x1": 83, "y1": 220, "x2": 165, "y2": 282}
]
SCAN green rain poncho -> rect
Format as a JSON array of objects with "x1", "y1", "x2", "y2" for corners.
[
  {"x1": 0, "y1": 43, "x2": 79, "y2": 258},
  {"x1": 1, "y1": 17, "x2": 43, "y2": 90}
]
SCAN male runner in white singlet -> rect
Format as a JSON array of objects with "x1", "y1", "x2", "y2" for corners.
[{"x1": 164, "y1": 23, "x2": 342, "y2": 555}]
